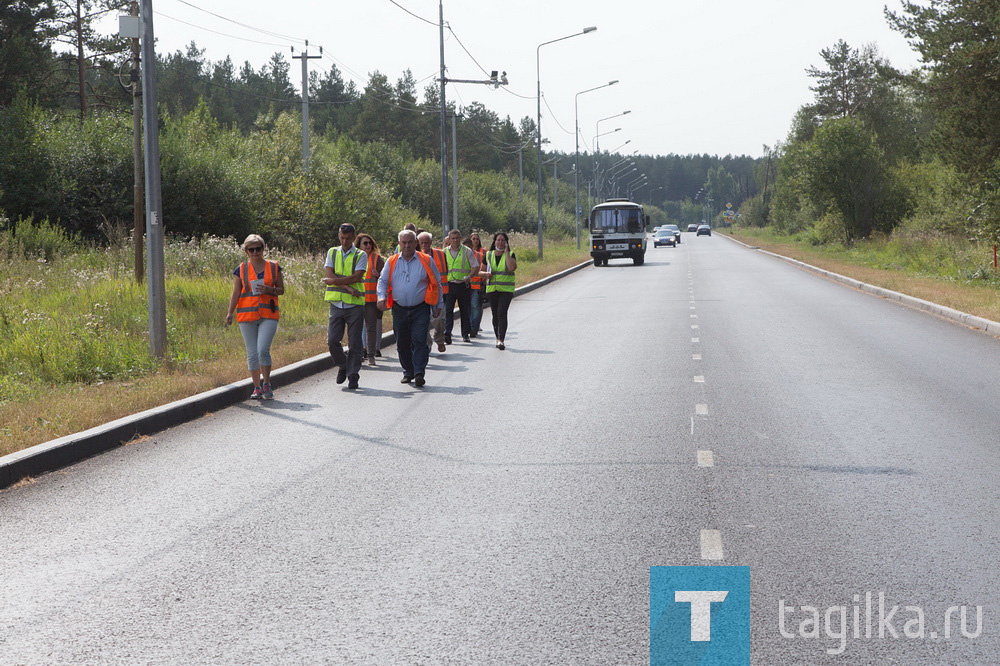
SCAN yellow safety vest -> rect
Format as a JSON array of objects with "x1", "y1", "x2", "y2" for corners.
[{"x1": 324, "y1": 247, "x2": 364, "y2": 305}]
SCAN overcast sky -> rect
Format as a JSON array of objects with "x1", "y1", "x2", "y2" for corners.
[{"x1": 126, "y1": 0, "x2": 924, "y2": 159}]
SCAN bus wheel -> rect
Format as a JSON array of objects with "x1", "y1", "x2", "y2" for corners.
[
  {"x1": 594, "y1": 257, "x2": 602, "y2": 267},
  {"x1": 633, "y1": 254, "x2": 645, "y2": 266}
]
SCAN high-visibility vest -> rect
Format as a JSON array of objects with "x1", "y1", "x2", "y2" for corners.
[
  {"x1": 385, "y1": 252, "x2": 440, "y2": 308},
  {"x1": 426, "y1": 247, "x2": 448, "y2": 295},
  {"x1": 470, "y1": 248, "x2": 486, "y2": 290},
  {"x1": 236, "y1": 260, "x2": 280, "y2": 322},
  {"x1": 363, "y1": 251, "x2": 383, "y2": 303},
  {"x1": 485, "y1": 251, "x2": 515, "y2": 293},
  {"x1": 324, "y1": 246, "x2": 364, "y2": 305},
  {"x1": 444, "y1": 245, "x2": 472, "y2": 283}
]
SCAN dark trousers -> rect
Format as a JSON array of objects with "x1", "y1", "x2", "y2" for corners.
[
  {"x1": 328, "y1": 304, "x2": 364, "y2": 378},
  {"x1": 444, "y1": 281, "x2": 472, "y2": 340},
  {"x1": 363, "y1": 302, "x2": 383, "y2": 356},
  {"x1": 391, "y1": 303, "x2": 431, "y2": 377},
  {"x1": 488, "y1": 291, "x2": 514, "y2": 342}
]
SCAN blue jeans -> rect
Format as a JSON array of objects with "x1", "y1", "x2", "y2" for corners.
[
  {"x1": 392, "y1": 303, "x2": 431, "y2": 377},
  {"x1": 470, "y1": 288, "x2": 484, "y2": 333},
  {"x1": 238, "y1": 318, "x2": 279, "y2": 370}
]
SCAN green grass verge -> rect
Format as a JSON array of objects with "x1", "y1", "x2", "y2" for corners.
[{"x1": 0, "y1": 232, "x2": 590, "y2": 456}]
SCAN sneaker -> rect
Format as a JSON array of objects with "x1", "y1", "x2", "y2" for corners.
[
  {"x1": 261, "y1": 383, "x2": 273, "y2": 400},
  {"x1": 347, "y1": 375, "x2": 359, "y2": 390},
  {"x1": 437, "y1": 342, "x2": 446, "y2": 352},
  {"x1": 250, "y1": 385, "x2": 263, "y2": 400},
  {"x1": 463, "y1": 335, "x2": 470, "y2": 342},
  {"x1": 414, "y1": 374, "x2": 426, "y2": 387},
  {"x1": 367, "y1": 356, "x2": 376, "y2": 366},
  {"x1": 401, "y1": 375, "x2": 413, "y2": 383}
]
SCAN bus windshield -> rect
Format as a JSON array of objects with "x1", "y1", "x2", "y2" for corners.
[{"x1": 591, "y1": 207, "x2": 643, "y2": 233}]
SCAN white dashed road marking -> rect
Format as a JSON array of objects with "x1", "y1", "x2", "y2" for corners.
[
  {"x1": 696, "y1": 404, "x2": 709, "y2": 415},
  {"x1": 697, "y1": 450, "x2": 714, "y2": 467},
  {"x1": 694, "y1": 376, "x2": 704, "y2": 383},
  {"x1": 700, "y1": 529, "x2": 725, "y2": 560},
  {"x1": 693, "y1": 354, "x2": 702, "y2": 360}
]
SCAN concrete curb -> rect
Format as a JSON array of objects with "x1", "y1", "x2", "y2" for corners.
[
  {"x1": 0, "y1": 259, "x2": 592, "y2": 490},
  {"x1": 720, "y1": 232, "x2": 1000, "y2": 337}
]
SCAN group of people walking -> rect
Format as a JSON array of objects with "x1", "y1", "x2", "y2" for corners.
[{"x1": 225, "y1": 225, "x2": 517, "y2": 398}]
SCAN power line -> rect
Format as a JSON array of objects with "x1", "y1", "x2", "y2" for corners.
[
  {"x1": 172, "y1": 0, "x2": 305, "y2": 43},
  {"x1": 541, "y1": 93, "x2": 573, "y2": 135},
  {"x1": 155, "y1": 11, "x2": 291, "y2": 48},
  {"x1": 447, "y1": 26, "x2": 490, "y2": 78},
  {"x1": 385, "y1": 0, "x2": 437, "y2": 27}
]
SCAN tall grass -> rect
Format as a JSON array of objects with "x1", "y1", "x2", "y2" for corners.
[{"x1": 0, "y1": 222, "x2": 590, "y2": 455}]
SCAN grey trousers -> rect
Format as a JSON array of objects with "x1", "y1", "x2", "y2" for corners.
[{"x1": 328, "y1": 304, "x2": 364, "y2": 378}]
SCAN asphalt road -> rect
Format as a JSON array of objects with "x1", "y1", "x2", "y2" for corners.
[{"x1": 2, "y1": 234, "x2": 999, "y2": 664}]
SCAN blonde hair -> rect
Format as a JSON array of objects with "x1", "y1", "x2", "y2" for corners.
[{"x1": 242, "y1": 234, "x2": 266, "y2": 252}]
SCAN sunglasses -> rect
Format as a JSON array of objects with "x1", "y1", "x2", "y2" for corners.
[{"x1": 247, "y1": 246, "x2": 263, "y2": 253}]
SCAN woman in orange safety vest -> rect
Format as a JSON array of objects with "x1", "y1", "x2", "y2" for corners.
[
  {"x1": 225, "y1": 234, "x2": 284, "y2": 400},
  {"x1": 357, "y1": 233, "x2": 385, "y2": 366}
]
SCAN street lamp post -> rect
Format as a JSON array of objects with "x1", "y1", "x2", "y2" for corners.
[
  {"x1": 537, "y1": 26, "x2": 596, "y2": 259},
  {"x1": 575, "y1": 80, "x2": 618, "y2": 248}
]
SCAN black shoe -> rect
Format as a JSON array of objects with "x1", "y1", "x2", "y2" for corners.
[
  {"x1": 498, "y1": 342, "x2": 505, "y2": 350},
  {"x1": 463, "y1": 335, "x2": 470, "y2": 342},
  {"x1": 336, "y1": 367, "x2": 347, "y2": 384},
  {"x1": 414, "y1": 374, "x2": 425, "y2": 387},
  {"x1": 347, "y1": 375, "x2": 359, "y2": 389},
  {"x1": 444, "y1": 336, "x2": 452, "y2": 345},
  {"x1": 401, "y1": 375, "x2": 413, "y2": 383},
  {"x1": 362, "y1": 350, "x2": 368, "y2": 360},
  {"x1": 375, "y1": 350, "x2": 382, "y2": 357},
  {"x1": 469, "y1": 332, "x2": 477, "y2": 338}
]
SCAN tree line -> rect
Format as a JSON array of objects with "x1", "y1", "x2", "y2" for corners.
[
  {"x1": 740, "y1": 0, "x2": 1000, "y2": 247},
  {"x1": 1, "y1": 0, "x2": 766, "y2": 250}
]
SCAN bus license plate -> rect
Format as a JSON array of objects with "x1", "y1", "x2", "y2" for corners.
[{"x1": 607, "y1": 243, "x2": 627, "y2": 251}]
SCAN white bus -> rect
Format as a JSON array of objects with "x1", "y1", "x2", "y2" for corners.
[{"x1": 589, "y1": 199, "x2": 649, "y2": 266}]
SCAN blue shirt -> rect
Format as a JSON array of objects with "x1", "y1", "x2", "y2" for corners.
[{"x1": 376, "y1": 252, "x2": 443, "y2": 308}]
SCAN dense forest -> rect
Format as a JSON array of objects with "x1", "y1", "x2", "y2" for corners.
[
  {"x1": 0, "y1": 0, "x2": 757, "y2": 251},
  {"x1": 2, "y1": 1, "x2": 997, "y2": 253}
]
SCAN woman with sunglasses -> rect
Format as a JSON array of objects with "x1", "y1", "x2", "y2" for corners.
[
  {"x1": 482, "y1": 232, "x2": 517, "y2": 350},
  {"x1": 225, "y1": 234, "x2": 284, "y2": 399},
  {"x1": 357, "y1": 233, "x2": 385, "y2": 365}
]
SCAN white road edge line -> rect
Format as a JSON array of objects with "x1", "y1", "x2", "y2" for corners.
[{"x1": 701, "y1": 529, "x2": 725, "y2": 560}]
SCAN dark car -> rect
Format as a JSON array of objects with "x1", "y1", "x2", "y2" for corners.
[
  {"x1": 696, "y1": 225, "x2": 712, "y2": 236},
  {"x1": 687, "y1": 224, "x2": 698, "y2": 232},
  {"x1": 663, "y1": 224, "x2": 682, "y2": 244},
  {"x1": 653, "y1": 228, "x2": 676, "y2": 247}
]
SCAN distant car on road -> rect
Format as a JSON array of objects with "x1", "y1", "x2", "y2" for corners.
[
  {"x1": 663, "y1": 224, "x2": 682, "y2": 244},
  {"x1": 686, "y1": 224, "x2": 698, "y2": 232},
  {"x1": 653, "y1": 228, "x2": 676, "y2": 247},
  {"x1": 696, "y1": 225, "x2": 712, "y2": 236}
]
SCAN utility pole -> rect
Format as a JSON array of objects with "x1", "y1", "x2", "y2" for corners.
[
  {"x1": 438, "y1": 1, "x2": 450, "y2": 235},
  {"x1": 139, "y1": 0, "x2": 165, "y2": 358},
  {"x1": 451, "y1": 112, "x2": 459, "y2": 232},
  {"x1": 130, "y1": 1, "x2": 143, "y2": 284},
  {"x1": 292, "y1": 42, "x2": 322, "y2": 171}
]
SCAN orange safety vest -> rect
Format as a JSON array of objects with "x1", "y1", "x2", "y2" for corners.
[
  {"x1": 364, "y1": 251, "x2": 383, "y2": 303},
  {"x1": 385, "y1": 252, "x2": 440, "y2": 309},
  {"x1": 236, "y1": 260, "x2": 280, "y2": 322},
  {"x1": 470, "y1": 247, "x2": 486, "y2": 290},
  {"x1": 428, "y1": 247, "x2": 448, "y2": 295}
]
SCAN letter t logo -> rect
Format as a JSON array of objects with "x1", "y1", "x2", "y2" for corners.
[{"x1": 675, "y1": 591, "x2": 729, "y2": 641}]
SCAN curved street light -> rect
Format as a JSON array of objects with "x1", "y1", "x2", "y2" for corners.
[
  {"x1": 574, "y1": 79, "x2": 618, "y2": 248},
  {"x1": 537, "y1": 26, "x2": 597, "y2": 259}
]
